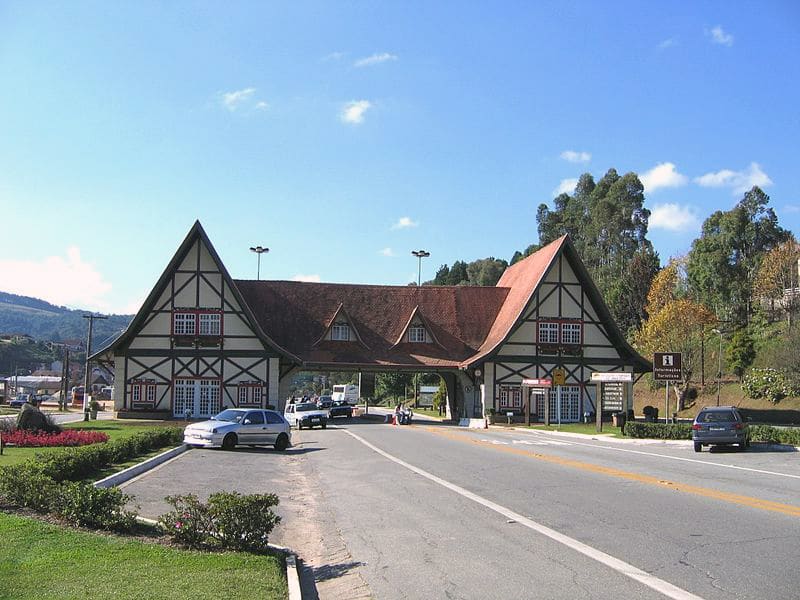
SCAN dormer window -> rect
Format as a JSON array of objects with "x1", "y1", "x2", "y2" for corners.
[
  {"x1": 173, "y1": 312, "x2": 196, "y2": 336},
  {"x1": 331, "y1": 322, "x2": 351, "y2": 341},
  {"x1": 538, "y1": 322, "x2": 559, "y2": 344},
  {"x1": 409, "y1": 324, "x2": 427, "y2": 343},
  {"x1": 172, "y1": 309, "x2": 223, "y2": 346}
]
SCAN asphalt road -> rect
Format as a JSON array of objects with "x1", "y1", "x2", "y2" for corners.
[{"x1": 122, "y1": 417, "x2": 800, "y2": 600}]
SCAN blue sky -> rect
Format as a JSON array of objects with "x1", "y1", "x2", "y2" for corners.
[{"x1": 1, "y1": 1, "x2": 798, "y2": 314}]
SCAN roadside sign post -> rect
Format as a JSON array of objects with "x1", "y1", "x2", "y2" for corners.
[
  {"x1": 653, "y1": 353, "x2": 682, "y2": 424},
  {"x1": 590, "y1": 372, "x2": 633, "y2": 433}
]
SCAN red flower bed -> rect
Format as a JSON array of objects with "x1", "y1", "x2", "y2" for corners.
[{"x1": 0, "y1": 429, "x2": 109, "y2": 447}]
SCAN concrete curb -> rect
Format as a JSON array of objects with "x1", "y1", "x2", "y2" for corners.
[
  {"x1": 134, "y1": 516, "x2": 303, "y2": 599},
  {"x1": 93, "y1": 444, "x2": 190, "y2": 489}
]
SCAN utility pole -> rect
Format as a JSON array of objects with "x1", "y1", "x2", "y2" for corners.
[{"x1": 83, "y1": 314, "x2": 108, "y2": 420}]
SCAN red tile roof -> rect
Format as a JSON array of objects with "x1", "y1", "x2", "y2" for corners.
[{"x1": 234, "y1": 280, "x2": 509, "y2": 368}]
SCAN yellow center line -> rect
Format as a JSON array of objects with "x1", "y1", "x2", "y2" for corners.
[{"x1": 420, "y1": 426, "x2": 800, "y2": 518}]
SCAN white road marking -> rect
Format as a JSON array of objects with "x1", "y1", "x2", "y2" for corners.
[
  {"x1": 345, "y1": 429, "x2": 705, "y2": 600},
  {"x1": 520, "y1": 430, "x2": 800, "y2": 480}
]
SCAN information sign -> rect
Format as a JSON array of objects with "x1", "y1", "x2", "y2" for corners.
[
  {"x1": 600, "y1": 382, "x2": 625, "y2": 412},
  {"x1": 653, "y1": 353, "x2": 682, "y2": 381},
  {"x1": 521, "y1": 378, "x2": 552, "y2": 387},
  {"x1": 590, "y1": 372, "x2": 633, "y2": 382}
]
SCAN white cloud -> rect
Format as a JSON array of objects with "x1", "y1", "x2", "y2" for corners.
[
  {"x1": 649, "y1": 203, "x2": 699, "y2": 232},
  {"x1": 0, "y1": 247, "x2": 113, "y2": 312},
  {"x1": 340, "y1": 100, "x2": 372, "y2": 124},
  {"x1": 221, "y1": 87, "x2": 256, "y2": 111},
  {"x1": 255, "y1": 101, "x2": 269, "y2": 111},
  {"x1": 354, "y1": 53, "x2": 398, "y2": 68},
  {"x1": 553, "y1": 178, "x2": 578, "y2": 196},
  {"x1": 694, "y1": 162, "x2": 772, "y2": 195},
  {"x1": 379, "y1": 247, "x2": 395, "y2": 256},
  {"x1": 292, "y1": 274, "x2": 321, "y2": 283},
  {"x1": 391, "y1": 217, "x2": 418, "y2": 230},
  {"x1": 640, "y1": 162, "x2": 688, "y2": 193},
  {"x1": 560, "y1": 150, "x2": 591, "y2": 163},
  {"x1": 658, "y1": 38, "x2": 677, "y2": 50},
  {"x1": 709, "y1": 25, "x2": 734, "y2": 47}
]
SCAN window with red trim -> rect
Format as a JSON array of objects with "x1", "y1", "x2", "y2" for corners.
[
  {"x1": 237, "y1": 382, "x2": 265, "y2": 406},
  {"x1": 561, "y1": 322, "x2": 582, "y2": 345},
  {"x1": 130, "y1": 380, "x2": 156, "y2": 407},
  {"x1": 498, "y1": 385, "x2": 522, "y2": 410},
  {"x1": 172, "y1": 310, "x2": 223, "y2": 337},
  {"x1": 538, "y1": 322, "x2": 559, "y2": 344}
]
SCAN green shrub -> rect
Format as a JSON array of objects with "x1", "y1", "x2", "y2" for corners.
[
  {"x1": 0, "y1": 464, "x2": 58, "y2": 512},
  {"x1": 57, "y1": 482, "x2": 138, "y2": 531},
  {"x1": 208, "y1": 492, "x2": 281, "y2": 552},
  {"x1": 749, "y1": 424, "x2": 800, "y2": 446},
  {"x1": 742, "y1": 368, "x2": 798, "y2": 403},
  {"x1": 623, "y1": 422, "x2": 692, "y2": 440},
  {"x1": 159, "y1": 492, "x2": 281, "y2": 552}
]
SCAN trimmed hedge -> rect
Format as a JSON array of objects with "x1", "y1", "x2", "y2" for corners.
[
  {"x1": 32, "y1": 427, "x2": 183, "y2": 482},
  {"x1": 623, "y1": 421, "x2": 800, "y2": 445},
  {"x1": 624, "y1": 422, "x2": 692, "y2": 440}
]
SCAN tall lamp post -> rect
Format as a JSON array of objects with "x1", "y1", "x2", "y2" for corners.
[
  {"x1": 711, "y1": 328, "x2": 723, "y2": 406},
  {"x1": 249, "y1": 246, "x2": 269, "y2": 280},
  {"x1": 411, "y1": 250, "x2": 430, "y2": 286}
]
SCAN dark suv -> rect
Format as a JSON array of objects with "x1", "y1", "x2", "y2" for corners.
[{"x1": 692, "y1": 406, "x2": 750, "y2": 452}]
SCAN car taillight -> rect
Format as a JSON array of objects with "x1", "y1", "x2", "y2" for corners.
[
  {"x1": 732, "y1": 423, "x2": 744, "y2": 430},
  {"x1": 692, "y1": 424, "x2": 701, "y2": 430}
]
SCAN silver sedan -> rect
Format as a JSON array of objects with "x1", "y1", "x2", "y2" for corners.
[{"x1": 183, "y1": 408, "x2": 292, "y2": 451}]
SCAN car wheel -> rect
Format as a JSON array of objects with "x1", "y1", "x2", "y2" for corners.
[
  {"x1": 347, "y1": 412, "x2": 352, "y2": 419},
  {"x1": 322, "y1": 422, "x2": 327, "y2": 429},
  {"x1": 745, "y1": 438, "x2": 751, "y2": 449},
  {"x1": 221, "y1": 433, "x2": 237, "y2": 451},
  {"x1": 274, "y1": 433, "x2": 289, "y2": 451},
  {"x1": 738, "y1": 441, "x2": 747, "y2": 451},
  {"x1": 693, "y1": 442, "x2": 702, "y2": 453}
]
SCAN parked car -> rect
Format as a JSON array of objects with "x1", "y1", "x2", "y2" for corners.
[
  {"x1": 692, "y1": 406, "x2": 750, "y2": 452},
  {"x1": 317, "y1": 395, "x2": 334, "y2": 409},
  {"x1": 328, "y1": 400, "x2": 353, "y2": 419},
  {"x1": 183, "y1": 408, "x2": 291, "y2": 451},
  {"x1": 9, "y1": 394, "x2": 30, "y2": 408},
  {"x1": 284, "y1": 402, "x2": 328, "y2": 429}
]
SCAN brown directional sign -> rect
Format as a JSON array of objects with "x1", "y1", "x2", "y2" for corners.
[{"x1": 653, "y1": 352, "x2": 682, "y2": 381}]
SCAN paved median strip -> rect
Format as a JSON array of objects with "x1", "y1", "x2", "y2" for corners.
[{"x1": 424, "y1": 426, "x2": 800, "y2": 519}]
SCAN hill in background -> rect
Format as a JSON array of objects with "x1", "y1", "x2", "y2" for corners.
[{"x1": 0, "y1": 291, "x2": 133, "y2": 347}]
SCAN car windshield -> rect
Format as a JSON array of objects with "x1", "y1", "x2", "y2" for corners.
[
  {"x1": 296, "y1": 403, "x2": 319, "y2": 412},
  {"x1": 213, "y1": 409, "x2": 245, "y2": 423}
]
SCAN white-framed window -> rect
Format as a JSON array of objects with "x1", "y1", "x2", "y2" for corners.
[
  {"x1": 538, "y1": 322, "x2": 559, "y2": 344},
  {"x1": 253, "y1": 387, "x2": 263, "y2": 404},
  {"x1": 174, "y1": 379, "x2": 220, "y2": 417},
  {"x1": 534, "y1": 385, "x2": 581, "y2": 422},
  {"x1": 238, "y1": 386, "x2": 248, "y2": 404},
  {"x1": 409, "y1": 325, "x2": 426, "y2": 343},
  {"x1": 561, "y1": 322, "x2": 582, "y2": 345},
  {"x1": 199, "y1": 313, "x2": 221, "y2": 336},
  {"x1": 173, "y1": 312, "x2": 196, "y2": 336},
  {"x1": 236, "y1": 382, "x2": 265, "y2": 406},
  {"x1": 498, "y1": 385, "x2": 522, "y2": 410},
  {"x1": 130, "y1": 380, "x2": 156, "y2": 407},
  {"x1": 331, "y1": 322, "x2": 350, "y2": 341}
]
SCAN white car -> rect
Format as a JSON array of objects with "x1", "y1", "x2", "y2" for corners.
[
  {"x1": 183, "y1": 408, "x2": 291, "y2": 451},
  {"x1": 284, "y1": 402, "x2": 329, "y2": 429}
]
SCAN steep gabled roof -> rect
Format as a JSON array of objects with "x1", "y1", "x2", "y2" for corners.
[
  {"x1": 91, "y1": 221, "x2": 299, "y2": 362},
  {"x1": 462, "y1": 235, "x2": 650, "y2": 371}
]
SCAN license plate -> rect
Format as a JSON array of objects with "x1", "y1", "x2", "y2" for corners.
[{"x1": 710, "y1": 427, "x2": 725, "y2": 431}]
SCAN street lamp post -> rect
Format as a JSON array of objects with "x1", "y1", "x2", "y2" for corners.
[
  {"x1": 249, "y1": 246, "x2": 269, "y2": 280},
  {"x1": 411, "y1": 250, "x2": 430, "y2": 286},
  {"x1": 711, "y1": 328, "x2": 723, "y2": 406},
  {"x1": 83, "y1": 314, "x2": 108, "y2": 420}
]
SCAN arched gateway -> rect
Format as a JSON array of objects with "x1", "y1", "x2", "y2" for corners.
[{"x1": 92, "y1": 222, "x2": 650, "y2": 421}]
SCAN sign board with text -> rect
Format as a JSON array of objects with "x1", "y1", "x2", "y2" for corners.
[
  {"x1": 590, "y1": 372, "x2": 633, "y2": 383},
  {"x1": 521, "y1": 378, "x2": 552, "y2": 387},
  {"x1": 600, "y1": 382, "x2": 625, "y2": 412},
  {"x1": 653, "y1": 353, "x2": 682, "y2": 381}
]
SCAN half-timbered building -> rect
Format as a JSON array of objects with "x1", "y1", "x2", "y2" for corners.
[{"x1": 94, "y1": 221, "x2": 650, "y2": 421}]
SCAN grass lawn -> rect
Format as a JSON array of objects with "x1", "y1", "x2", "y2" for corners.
[
  {"x1": 0, "y1": 421, "x2": 183, "y2": 469},
  {"x1": 0, "y1": 512, "x2": 287, "y2": 600},
  {"x1": 412, "y1": 408, "x2": 444, "y2": 419}
]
